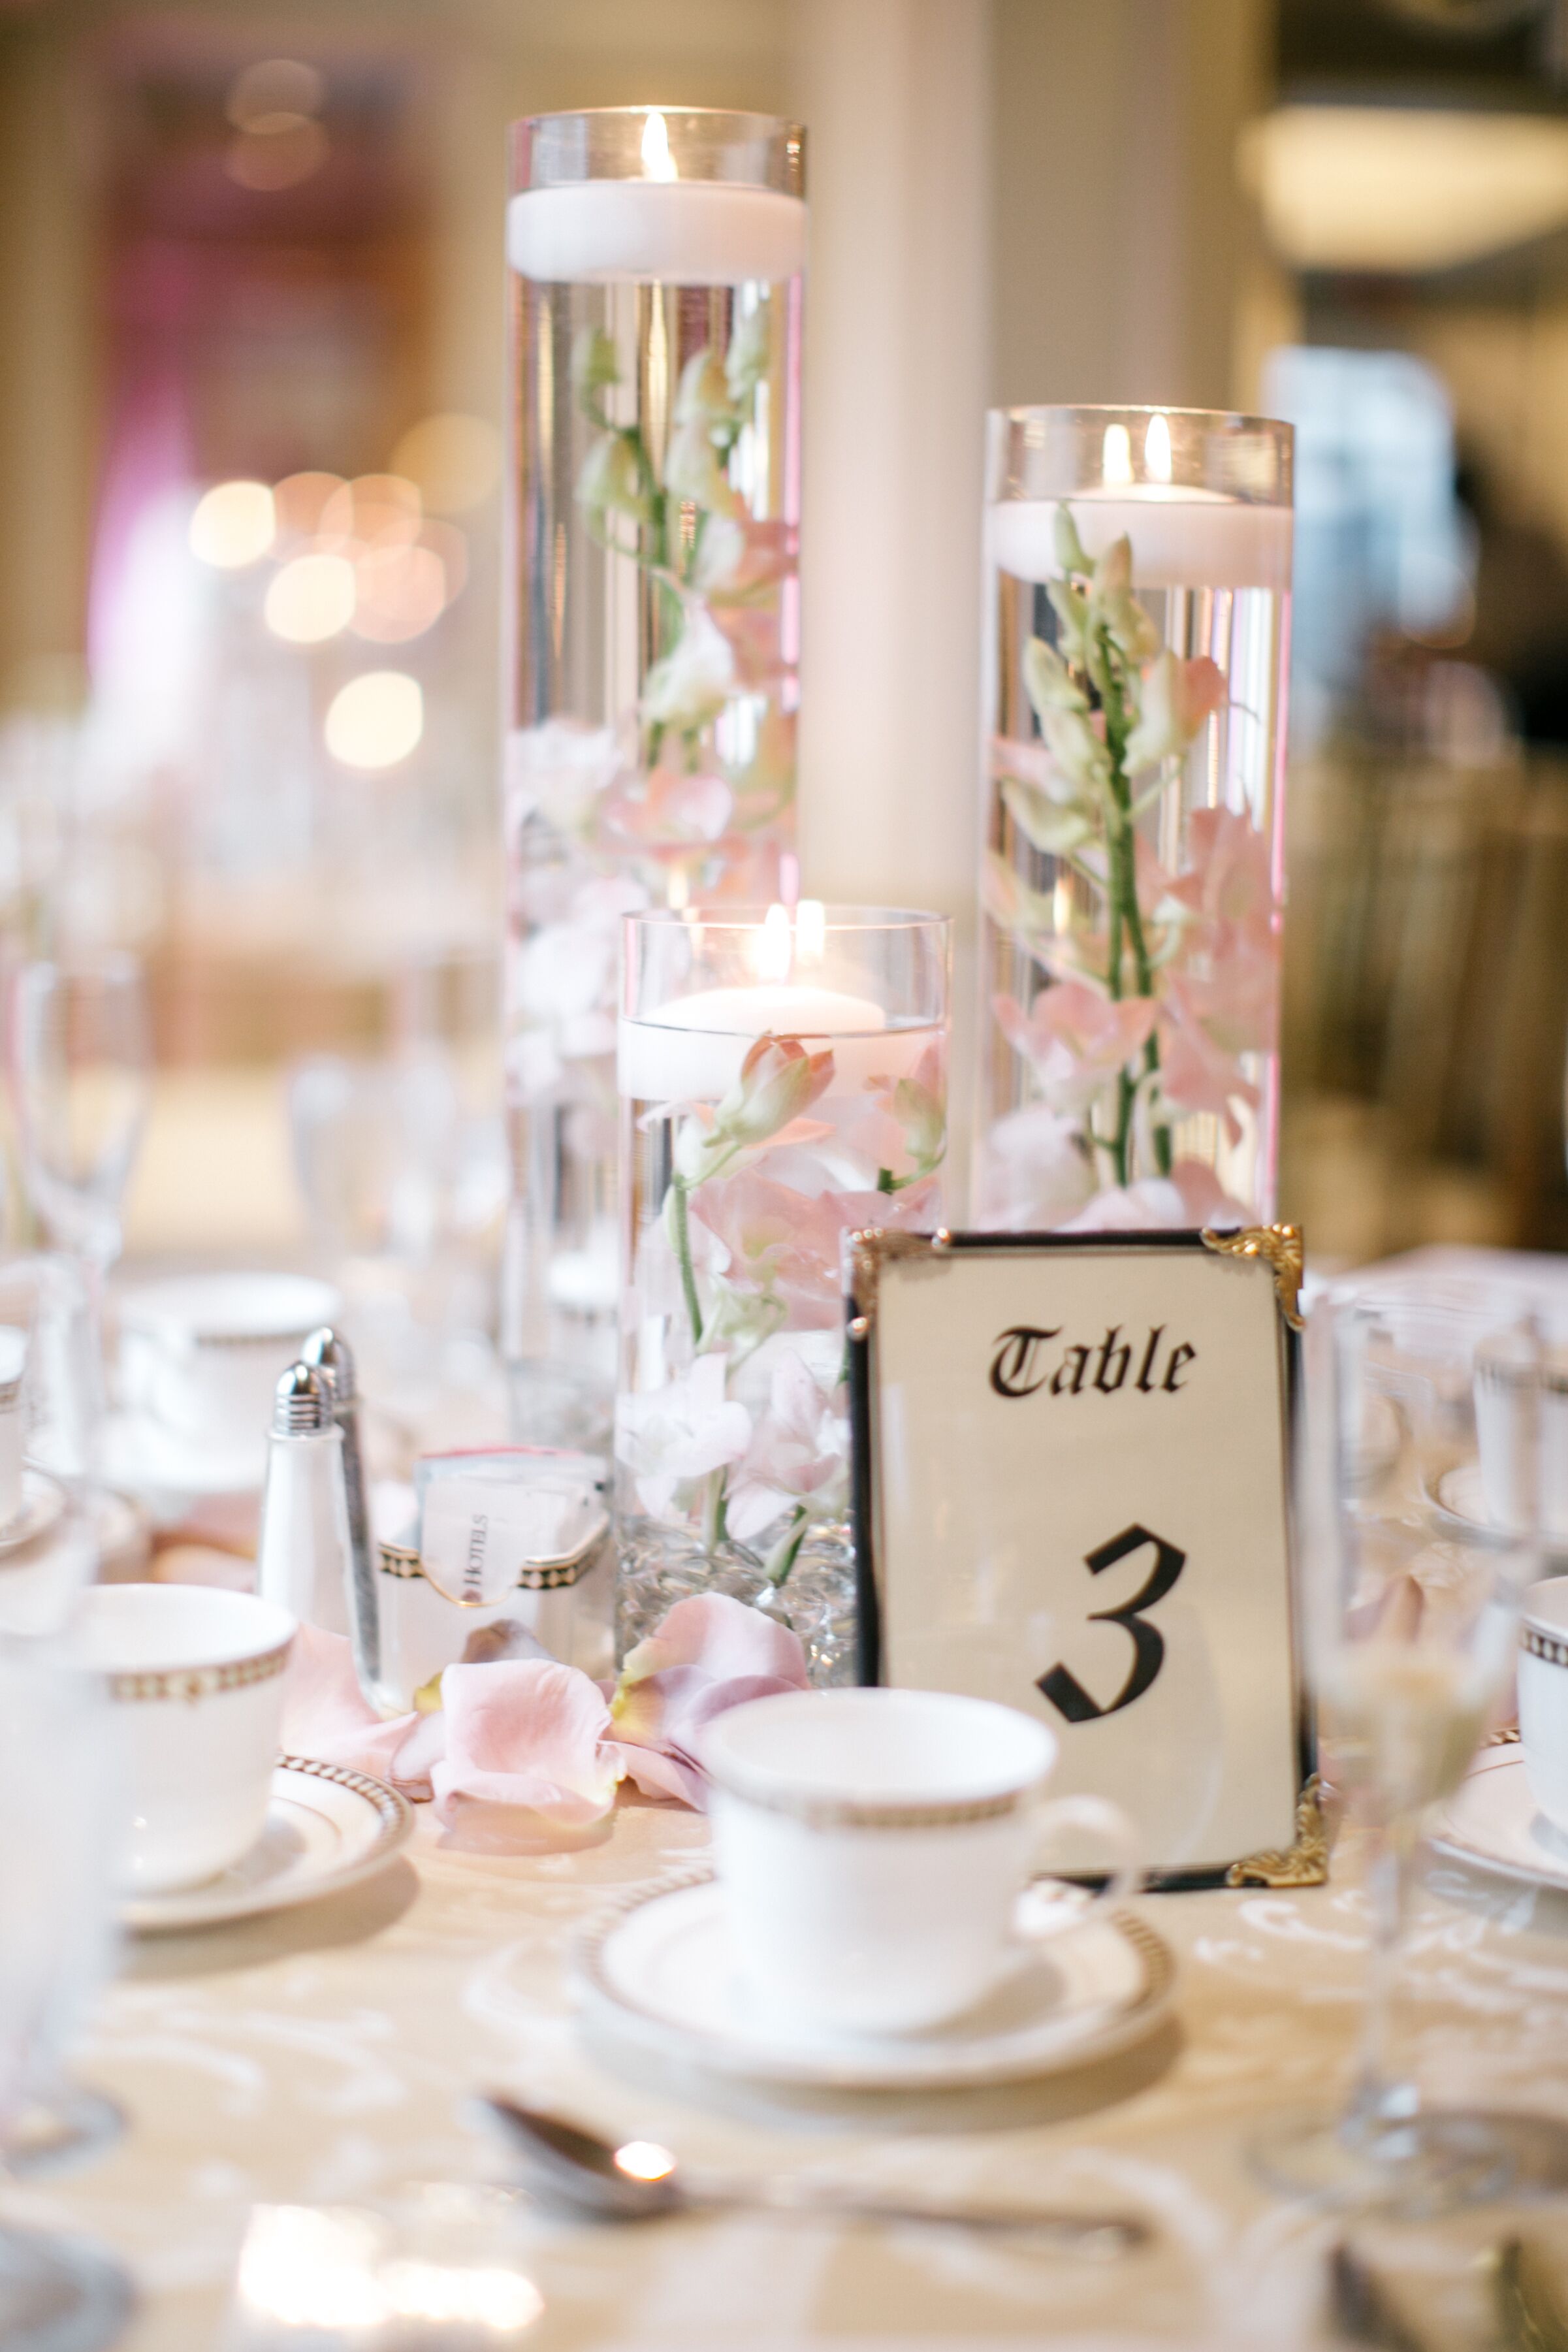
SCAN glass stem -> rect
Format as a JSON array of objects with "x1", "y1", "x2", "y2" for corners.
[{"x1": 1347, "y1": 1818, "x2": 1422, "y2": 2144}]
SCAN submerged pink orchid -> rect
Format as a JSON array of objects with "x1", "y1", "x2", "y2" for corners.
[
  {"x1": 675, "y1": 1034, "x2": 836, "y2": 1185},
  {"x1": 614, "y1": 1353, "x2": 752, "y2": 1520},
  {"x1": 995, "y1": 981, "x2": 1156, "y2": 1116},
  {"x1": 692, "y1": 1168, "x2": 940, "y2": 1326},
  {"x1": 1061, "y1": 1157, "x2": 1251, "y2": 1234},
  {"x1": 726, "y1": 1351, "x2": 851, "y2": 1545}
]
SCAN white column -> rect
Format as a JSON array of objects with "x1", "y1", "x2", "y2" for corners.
[{"x1": 789, "y1": 0, "x2": 991, "y2": 932}]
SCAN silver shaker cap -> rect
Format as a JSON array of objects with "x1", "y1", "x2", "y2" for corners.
[
  {"x1": 302, "y1": 1325, "x2": 355, "y2": 1406},
  {"x1": 274, "y1": 1361, "x2": 333, "y2": 1436}
]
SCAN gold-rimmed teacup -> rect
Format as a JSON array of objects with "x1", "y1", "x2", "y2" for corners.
[{"x1": 76, "y1": 1583, "x2": 295, "y2": 1894}]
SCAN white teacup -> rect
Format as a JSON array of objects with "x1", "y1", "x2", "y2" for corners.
[
  {"x1": 118, "y1": 1272, "x2": 341, "y2": 1451},
  {"x1": 1520, "y1": 1575, "x2": 1568, "y2": 1835},
  {"x1": 699, "y1": 1687, "x2": 1140, "y2": 2038},
  {"x1": 76, "y1": 1583, "x2": 296, "y2": 1893}
]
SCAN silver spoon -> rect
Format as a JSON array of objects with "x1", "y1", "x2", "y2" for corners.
[{"x1": 481, "y1": 2097, "x2": 1151, "y2": 2257}]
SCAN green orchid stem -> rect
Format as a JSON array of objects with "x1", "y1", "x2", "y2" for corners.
[
  {"x1": 668, "y1": 1175, "x2": 704, "y2": 1349},
  {"x1": 765, "y1": 1506, "x2": 809, "y2": 1589},
  {"x1": 701, "y1": 1468, "x2": 728, "y2": 1557},
  {"x1": 1093, "y1": 620, "x2": 1173, "y2": 1186}
]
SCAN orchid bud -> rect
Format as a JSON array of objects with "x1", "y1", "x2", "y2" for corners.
[
  {"x1": 664, "y1": 417, "x2": 738, "y2": 515},
  {"x1": 1093, "y1": 535, "x2": 1132, "y2": 600},
  {"x1": 570, "y1": 325, "x2": 619, "y2": 413},
  {"x1": 725, "y1": 304, "x2": 771, "y2": 403},
  {"x1": 1046, "y1": 578, "x2": 1091, "y2": 670},
  {"x1": 1042, "y1": 705, "x2": 1112, "y2": 797},
  {"x1": 674, "y1": 347, "x2": 732, "y2": 428},
  {"x1": 577, "y1": 431, "x2": 652, "y2": 525},
  {"x1": 1053, "y1": 503, "x2": 1089, "y2": 576},
  {"x1": 1023, "y1": 637, "x2": 1088, "y2": 717}
]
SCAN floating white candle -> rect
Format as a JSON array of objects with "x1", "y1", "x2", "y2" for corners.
[
  {"x1": 989, "y1": 489, "x2": 1293, "y2": 594},
  {"x1": 507, "y1": 182, "x2": 807, "y2": 285},
  {"x1": 620, "y1": 982, "x2": 912, "y2": 1102}
]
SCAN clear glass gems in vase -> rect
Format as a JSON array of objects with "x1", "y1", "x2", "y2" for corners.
[
  {"x1": 974, "y1": 407, "x2": 1292, "y2": 1234},
  {"x1": 615, "y1": 906, "x2": 950, "y2": 1686}
]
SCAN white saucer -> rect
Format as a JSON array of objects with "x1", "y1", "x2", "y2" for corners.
[
  {"x1": 101, "y1": 1410, "x2": 265, "y2": 1504},
  {"x1": 1428, "y1": 1461, "x2": 1568, "y2": 1560},
  {"x1": 0, "y1": 1468, "x2": 67, "y2": 1556},
  {"x1": 573, "y1": 1867, "x2": 1176, "y2": 2089},
  {"x1": 121, "y1": 1757, "x2": 415, "y2": 1934},
  {"x1": 1431, "y1": 1743, "x2": 1568, "y2": 1893}
]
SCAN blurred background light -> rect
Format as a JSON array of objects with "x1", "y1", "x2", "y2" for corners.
[
  {"x1": 265, "y1": 553, "x2": 356, "y2": 645},
  {"x1": 272, "y1": 472, "x2": 346, "y2": 556},
  {"x1": 225, "y1": 56, "x2": 325, "y2": 132},
  {"x1": 321, "y1": 475, "x2": 423, "y2": 553},
  {"x1": 1242, "y1": 105, "x2": 1568, "y2": 273},
  {"x1": 325, "y1": 672, "x2": 423, "y2": 769},
  {"x1": 227, "y1": 120, "x2": 328, "y2": 193},
  {"x1": 351, "y1": 544, "x2": 446, "y2": 643},
  {"x1": 390, "y1": 413, "x2": 503, "y2": 516},
  {"x1": 189, "y1": 480, "x2": 274, "y2": 568}
]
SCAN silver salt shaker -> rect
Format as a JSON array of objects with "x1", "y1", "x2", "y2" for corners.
[{"x1": 302, "y1": 1326, "x2": 383, "y2": 1707}]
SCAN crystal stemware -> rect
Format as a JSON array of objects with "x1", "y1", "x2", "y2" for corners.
[
  {"x1": 1253, "y1": 1287, "x2": 1568, "y2": 2212},
  {"x1": 8, "y1": 953, "x2": 150, "y2": 1280},
  {"x1": 0, "y1": 1638, "x2": 133, "y2": 2344}
]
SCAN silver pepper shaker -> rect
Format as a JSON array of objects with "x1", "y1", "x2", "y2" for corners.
[
  {"x1": 257, "y1": 1362, "x2": 354, "y2": 1637},
  {"x1": 302, "y1": 1325, "x2": 383, "y2": 1705}
]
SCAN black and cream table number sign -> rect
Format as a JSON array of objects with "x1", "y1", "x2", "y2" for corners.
[{"x1": 845, "y1": 1228, "x2": 1322, "y2": 1891}]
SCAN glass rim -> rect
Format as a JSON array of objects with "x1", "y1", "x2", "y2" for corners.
[
  {"x1": 510, "y1": 103, "x2": 804, "y2": 138},
  {"x1": 509, "y1": 106, "x2": 805, "y2": 197},
  {"x1": 624, "y1": 903, "x2": 950, "y2": 937},
  {"x1": 992, "y1": 402, "x2": 1292, "y2": 440}
]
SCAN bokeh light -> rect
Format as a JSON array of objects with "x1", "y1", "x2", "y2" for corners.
[
  {"x1": 226, "y1": 57, "x2": 325, "y2": 132},
  {"x1": 189, "y1": 480, "x2": 275, "y2": 568},
  {"x1": 320, "y1": 474, "x2": 422, "y2": 552},
  {"x1": 265, "y1": 554, "x2": 356, "y2": 644},
  {"x1": 272, "y1": 471, "x2": 345, "y2": 554},
  {"x1": 325, "y1": 672, "x2": 423, "y2": 769},
  {"x1": 227, "y1": 120, "x2": 328, "y2": 192},
  {"x1": 351, "y1": 543, "x2": 446, "y2": 643},
  {"x1": 390, "y1": 413, "x2": 502, "y2": 515},
  {"x1": 417, "y1": 518, "x2": 469, "y2": 602}
]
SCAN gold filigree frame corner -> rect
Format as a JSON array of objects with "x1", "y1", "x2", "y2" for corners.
[
  {"x1": 1224, "y1": 1774, "x2": 1328, "y2": 1888},
  {"x1": 845, "y1": 1226, "x2": 942, "y2": 1317},
  {"x1": 1201, "y1": 1222, "x2": 1305, "y2": 1330}
]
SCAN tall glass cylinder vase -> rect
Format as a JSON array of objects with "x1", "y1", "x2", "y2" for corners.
[
  {"x1": 616, "y1": 905, "x2": 950, "y2": 1686},
  {"x1": 504, "y1": 108, "x2": 806, "y2": 1436},
  {"x1": 972, "y1": 407, "x2": 1292, "y2": 1235}
]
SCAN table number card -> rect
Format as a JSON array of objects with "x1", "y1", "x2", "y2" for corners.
[{"x1": 845, "y1": 1228, "x2": 1322, "y2": 1892}]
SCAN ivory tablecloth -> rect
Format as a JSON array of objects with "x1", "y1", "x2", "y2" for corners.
[{"x1": 18, "y1": 1794, "x2": 1568, "y2": 2351}]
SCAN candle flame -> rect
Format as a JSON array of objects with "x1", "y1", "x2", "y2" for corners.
[
  {"x1": 1102, "y1": 423, "x2": 1132, "y2": 488},
  {"x1": 1144, "y1": 412, "x2": 1172, "y2": 485},
  {"x1": 795, "y1": 898, "x2": 825, "y2": 965},
  {"x1": 756, "y1": 901, "x2": 792, "y2": 984},
  {"x1": 641, "y1": 110, "x2": 677, "y2": 182}
]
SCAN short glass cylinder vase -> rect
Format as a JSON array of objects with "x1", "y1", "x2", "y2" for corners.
[
  {"x1": 972, "y1": 406, "x2": 1292, "y2": 1235},
  {"x1": 503, "y1": 108, "x2": 806, "y2": 1432},
  {"x1": 615, "y1": 905, "x2": 950, "y2": 1686}
]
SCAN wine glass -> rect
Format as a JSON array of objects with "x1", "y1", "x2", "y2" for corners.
[
  {"x1": 8, "y1": 954, "x2": 150, "y2": 1278},
  {"x1": 0, "y1": 1637, "x2": 133, "y2": 2344},
  {"x1": 1253, "y1": 1287, "x2": 1568, "y2": 2212}
]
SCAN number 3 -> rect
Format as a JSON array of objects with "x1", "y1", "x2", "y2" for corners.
[{"x1": 1036, "y1": 1523, "x2": 1186, "y2": 1725}]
